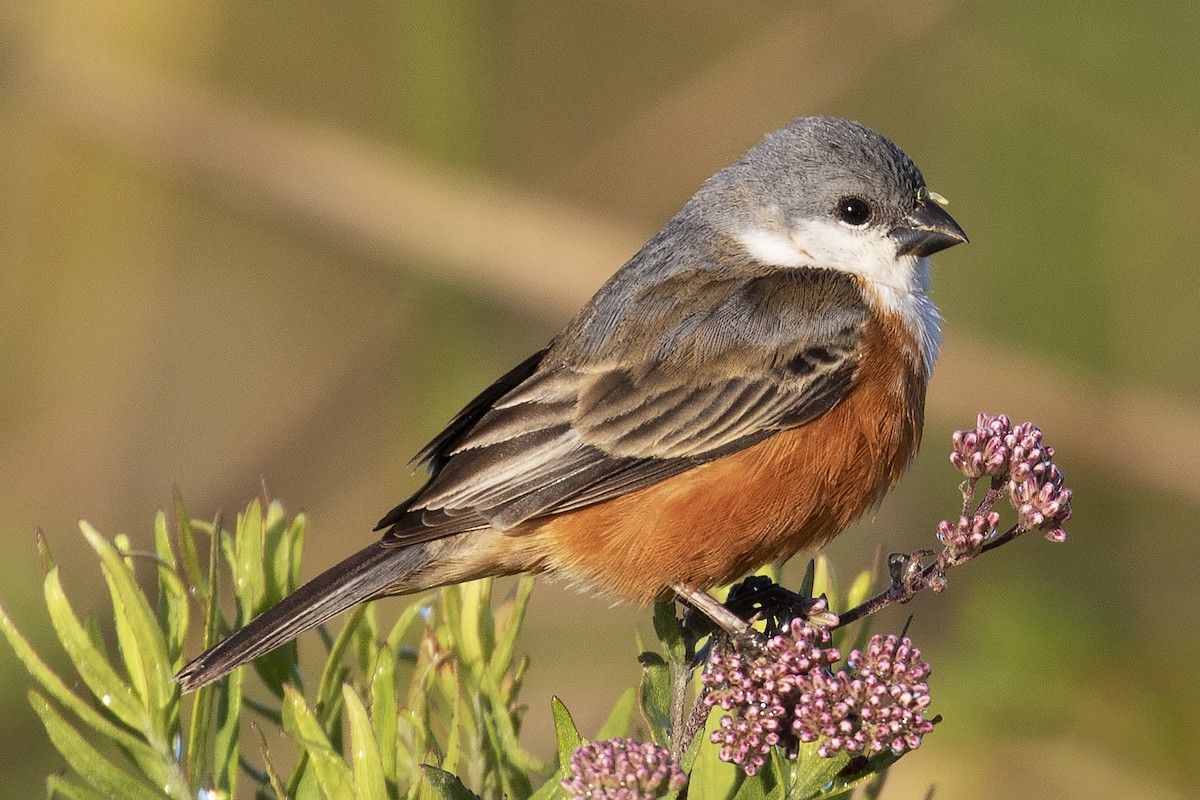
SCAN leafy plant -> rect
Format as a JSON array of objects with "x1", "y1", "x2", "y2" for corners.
[{"x1": 1, "y1": 414, "x2": 1072, "y2": 799}]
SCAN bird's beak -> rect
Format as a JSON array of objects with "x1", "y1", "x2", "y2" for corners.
[{"x1": 892, "y1": 196, "x2": 968, "y2": 257}]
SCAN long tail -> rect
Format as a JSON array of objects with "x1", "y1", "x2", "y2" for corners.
[{"x1": 175, "y1": 540, "x2": 430, "y2": 692}]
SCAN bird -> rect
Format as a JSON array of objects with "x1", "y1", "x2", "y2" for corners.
[{"x1": 177, "y1": 115, "x2": 966, "y2": 692}]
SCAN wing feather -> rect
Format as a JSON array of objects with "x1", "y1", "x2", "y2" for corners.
[{"x1": 378, "y1": 267, "x2": 869, "y2": 543}]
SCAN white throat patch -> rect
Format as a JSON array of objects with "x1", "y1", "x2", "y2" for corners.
[{"x1": 736, "y1": 221, "x2": 942, "y2": 378}]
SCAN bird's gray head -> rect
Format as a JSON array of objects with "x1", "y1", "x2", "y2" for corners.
[{"x1": 689, "y1": 116, "x2": 966, "y2": 299}]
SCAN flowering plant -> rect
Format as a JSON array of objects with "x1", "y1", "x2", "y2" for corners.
[{"x1": 0, "y1": 414, "x2": 1071, "y2": 798}]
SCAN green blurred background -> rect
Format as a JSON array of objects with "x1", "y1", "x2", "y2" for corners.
[{"x1": 1, "y1": 1, "x2": 1196, "y2": 797}]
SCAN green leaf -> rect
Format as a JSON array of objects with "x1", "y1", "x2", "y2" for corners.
[
  {"x1": 186, "y1": 516, "x2": 226, "y2": 786},
  {"x1": 687, "y1": 706, "x2": 743, "y2": 800},
  {"x1": 282, "y1": 685, "x2": 354, "y2": 799},
  {"x1": 42, "y1": 566, "x2": 147, "y2": 732},
  {"x1": 248, "y1": 505, "x2": 305, "y2": 696},
  {"x1": 211, "y1": 662, "x2": 243, "y2": 795},
  {"x1": 0, "y1": 603, "x2": 164, "y2": 779},
  {"x1": 550, "y1": 697, "x2": 582, "y2": 769},
  {"x1": 811, "y1": 555, "x2": 835, "y2": 604},
  {"x1": 370, "y1": 642, "x2": 399, "y2": 785},
  {"x1": 653, "y1": 602, "x2": 686, "y2": 666},
  {"x1": 174, "y1": 492, "x2": 209, "y2": 600},
  {"x1": 843, "y1": 570, "x2": 874, "y2": 612},
  {"x1": 255, "y1": 724, "x2": 291, "y2": 800},
  {"x1": 456, "y1": 578, "x2": 495, "y2": 668},
  {"x1": 805, "y1": 749, "x2": 902, "y2": 800},
  {"x1": 153, "y1": 510, "x2": 188, "y2": 668},
  {"x1": 526, "y1": 768, "x2": 568, "y2": 800},
  {"x1": 344, "y1": 684, "x2": 388, "y2": 800},
  {"x1": 418, "y1": 765, "x2": 483, "y2": 800},
  {"x1": 781, "y1": 740, "x2": 851, "y2": 799},
  {"x1": 490, "y1": 577, "x2": 535, "y2": 679},
  {"x1": 28, "y1": 691, "x2": 168, "y2": 800},
  {"x1": 36, "y1": 527, "x2": 56, "y2": 572},
  {"x1": 79, "y1": 521, "x2": 174, "y2": 746},
  {"x1": 233, "y1": 500, "x2": 267, "y2": 623},
  {"x1": 477, "y1": 665, "x2": 546, "y2": 775},
  {"x1": 596, "y1": 687, "x2": 636, "y2": 740},
  {"x1": 45, "y1": 775, "x2": 110, "y2": 800},
  {"x1": 316, "y1": 605, "x2": 368, "y2": 710},
  {"x1": 798, "y1": 560, "x2": 816, "y2": 598},
  {"x1": 386, "y1": 595, "x2": 433, "y2": 654},
  {"x1": 287, "y1": 513, "x2": 307, "y2": 594},
  {"x1": 637, "y1": 651, "x2": 673, "y2": 746}
]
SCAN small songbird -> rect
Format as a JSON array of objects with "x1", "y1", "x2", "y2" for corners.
[{"x1": 177, "y1": 116, "x2": 966, "y2": 691}]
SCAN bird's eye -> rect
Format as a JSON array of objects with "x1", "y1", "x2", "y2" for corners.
[{"x1": 835, "y1": 197, "x2": 872, "y2": 227}]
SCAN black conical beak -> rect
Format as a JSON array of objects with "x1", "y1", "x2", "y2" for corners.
[{"x1": 892, "y1": 196, "x2": 968, "y2": 257}]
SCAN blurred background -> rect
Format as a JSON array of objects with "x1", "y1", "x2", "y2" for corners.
[{"x1": 2, "y1": 1, "x2": 1197, "y2": 797}]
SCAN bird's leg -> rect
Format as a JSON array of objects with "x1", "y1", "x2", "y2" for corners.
[{"x1": 669, "y1": 583, "x2": 750, "y2": 637}]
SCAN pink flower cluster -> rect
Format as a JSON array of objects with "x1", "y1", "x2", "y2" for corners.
[
  {"x1": 561, "y1": 737, "x2": 687, "y2": 800},
  {"x1": 702, "y1": 619, "x2": 839, "y2": 775},
  {"x1": 946, "y1": 413, "x2": 1072, "y2": 545},
  {"x1": 702, "y1": 622, "x2": 935, "y2": 774},
  {"x1": 792, "y1": 634, "x2": 934, "y2": 758}
]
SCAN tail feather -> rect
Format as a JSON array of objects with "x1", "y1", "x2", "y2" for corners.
[{"x1": 176, "y1": 540, "x2": 428, "y2": 692}]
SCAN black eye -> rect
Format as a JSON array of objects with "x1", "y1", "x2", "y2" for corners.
[{"x1": 835, "y1": 197, "x2": 872, "y2": 226}]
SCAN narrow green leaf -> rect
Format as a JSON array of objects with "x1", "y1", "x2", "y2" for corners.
[
  {"x1": 653, "y1": 602, "x2": 686, "y2": 667},
  {"x1": 596, "y1": 687, "x2": 636, "y2": 740},
  {"x1": 316, "y1": 605, "x2": 367, "y2": 710},
  {"x1": 255, "y1": 723, "x2": 290, "y2": 800},
  {"x1": 79, "y1": 521, "x2": 174, "y2": 746},
  {"x1": 489, "y1": 576, "x2": 534, "y2": 679},
  {"x1": 441, "y1": 662, "x2": 463, "y2": 777},
  {"x1": 811, "y1": 555, "x2": 835, "y2": 604},
  {"x1": 46, "y1": 775, "x2": 109, "y2": 800},
  {"x1": 42, "y1": 566, "x2": 147, "y2": 731},
  {"x1": 153, "y1": 511, "x2": 188, "y2": 668},
  {"x1": 637, "y1": 652, "x2": 673, "y2": 746},
  {"x1": 282, "y1": 685, "x2": 354, "y2": 799},
  {"x1": 437, "y1": 585, "x2": 463, "y2": 656},
  {"x1": 550, "y1": 696, "x2": 582, "y2": 769},
  {"x1": 234, "y1": 500, "x2": 266, "y2": 623},
  {"x1": 370, "y1": 642, "x2": 399, "y2": 785},
  {"x1": 456, "y1": 578, "x2": 494, "y2": 668},
  {"x1": 28, "y1": 691, "x2": 167, "y2": 800},
  {"x1": 36, "y1": 527, "x2": 56, "y2": 572},
  {"x1": 0, "y1": 604, "x2": 163, "y2": 777},
  {"x1": 263, "y1": 501, "x2": 295, "y2": 604},
  {"x1": 287, "y1": 513, "x2": 307, "y2": 593},
  {"x1": 212, "y1": 662, "x2": 243, "y2": 795},
  {"x1": 174, "y1": 492, "x2": 208, "y2": 599},
  {"x1": 478, "y1": 666, "x2": 547, "y2": 774},
  {"x1": 526, "y1": 768, "x2": 567, "y2": 800},
  {"x1": 293, "y1": 765, "x2": 322, "y2": 800},
  {"x1": 344, "y1": 684, "x2": 388, "y2": 800},
  {"x1": 843, "y1": 570, "x2": 874, "y2": 613},
  {"x1": 798, "y1": 560, "x2": 816, "y2": 598},
  {"x1": 356, "y1": 603, "x2": 380, "y2": 674},
  {"x1": 239, "y1": 504, "x2": 302, "y2": 696},
  {"x1": 186, "y1": 516, "x2": 226, "y2": 786},
  {"x1": 418, "y1": 765, "x2": 482, "y2": 800},
  {"x1": 386, "y1": 595, "x2": 433, "y2": 654}
]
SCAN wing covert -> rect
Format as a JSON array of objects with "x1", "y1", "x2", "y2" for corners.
[{"x1": 380, "y1": 267, "x2": 870, "y2": 540}]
